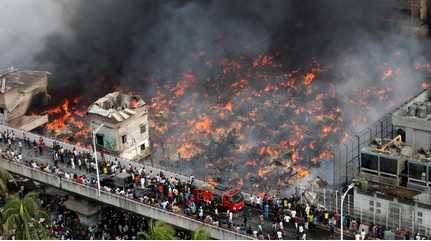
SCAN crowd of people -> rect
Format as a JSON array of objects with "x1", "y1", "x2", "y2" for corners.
[{"x1": 0, "y1": 128, "x2": 429, "y2": 240}]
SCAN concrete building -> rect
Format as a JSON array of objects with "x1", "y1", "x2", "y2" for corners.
[
  {"x1": 357, "y1": 89, "x2": 431, "y2": 236},
  {"x1": 87, "y1": 92, "x2": 150, "y2": 160},
  {"x1": 0, "y1": 67, "x2": 50, "y2": 131}
]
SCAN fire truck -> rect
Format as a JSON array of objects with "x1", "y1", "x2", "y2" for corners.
[{"x1": 192, "y1": 185, "x2": 245, "y2": 212}]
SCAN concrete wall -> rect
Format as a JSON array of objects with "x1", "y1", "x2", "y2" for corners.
[
  {"x1": 118, "y1": 110, "x2": 150, "y2": 159},
  {"x1": 0, "y1": 159, "x2": 251, "y2": 240}
]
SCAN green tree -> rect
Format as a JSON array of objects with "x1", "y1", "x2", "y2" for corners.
[
  {"x1": 141, "y1": 220, "x2": 176, "y2": 240},
  {"x1": 2, "y1": 192, "x2": 50, "y2": 240},
  {"x1": 0, "y1": 168, "x2": 14, "y2": 196},
  {"x1": 192, "y1": 227, "x2": 210, "y2": 240}
]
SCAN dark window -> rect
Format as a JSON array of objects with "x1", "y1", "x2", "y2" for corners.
[
  {"x1": 0, "y1": 108, "x2": 4, "y2": 114},
  {"x1": 122, "y1": 135, "x2": 127, "y2": 144},
  {"x1": 96, "y1": 134, "x2": 104, "y2": 146},
  {"x1": 230, "y1": 192, "x2": 244, "y2": 204},
  {"x1": 396, "y1": 128, "x2": 406, "y2": 142},
  {"x1": 361, "y1": 153, "x2": 378, "y2": 170},
  {"x1": 409, "y1": 163, "x2": 427, "y2": 180},
  {"x1": 380, "y1": 157, "x2": 397, "y2": 174},
  {"x1": 141, "y1": 144, "x2": 146, "y2": 151},
  {"x1": 140, "y1": 124, "x2": 146, "y2": 134}
]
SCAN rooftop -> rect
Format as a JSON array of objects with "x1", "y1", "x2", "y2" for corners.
[
  {"x1": 363, "y1": 137, "x2": 431, "y2": 165},
  {"x1": 392, "y1": 89, "x2": 431, "y2": 131},
  {"x1": 0, "y1": 68, "x2": 48, "y2": 94},
  {"x1": 87, "y1": 92, "x2": 147, "y2": 123}
]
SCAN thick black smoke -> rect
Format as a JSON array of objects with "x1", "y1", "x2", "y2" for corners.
[{"x1": 33, "y1": 0, "x2": 428, "y2": 99}]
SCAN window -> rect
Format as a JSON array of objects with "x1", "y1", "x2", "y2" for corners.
[
  {"x1": 141, "y1": 144, "x2": 146, "y2": 151},
  {"x1": 410, "y1": 163, "x2": 427, "y2": 180},
  {"x1": 369, "y1": 200, "x2": 374, "y2": 206},
  {"x1": 418, "y1": 218, "x2": 423, "y2": 224},
  {"x1": 369, "y1": 207, "x2": 374, "y2": 212},
  {"x1": 380, "y1": 157, "x2": 398, "y2": 174},
  {"x1": 376, "y1": 202, "x2": 381, "y2": 208},
  {"x1": 96, "y1": 134, "x2": 104, "y2": 146},
  {"x1": 140, "y1": 124, "x2": 146, "y2": 134},
  {"x1": 122, "y1": 135, "x2": 127, "y2": 144},
  {"x1": 376, "y1": 209, "x2": 381, "y2": 214},
  {"x1": 361, "y1": 153, "x2": 378, "y2": 170},
  {"x1": 0, "y1": 108, "x2": 4, "y2": 114},
  {"x1": 418, "y1": 212, "x2": 423, "y2": 217}
]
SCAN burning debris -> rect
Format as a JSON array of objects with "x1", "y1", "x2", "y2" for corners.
[
  {"x1": 0, "y1": 67, "x2": 50, "y2": 131},
  {"x1": 35, "y1": 50, "x2": 431, "y2": 193},
  {"x1": 87, "y1": 92, "x2": 150, "y2": 160}
]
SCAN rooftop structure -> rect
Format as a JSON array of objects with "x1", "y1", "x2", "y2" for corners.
[
  {"x1": 0, "y1": 67, "x2": 50, "y2": 131},
  {"x1": 87, "y1": 92, "x2": 150, "y2": 160},
  {"x1": 357, "y1": 89, "x2": 431, "y2": 235}
]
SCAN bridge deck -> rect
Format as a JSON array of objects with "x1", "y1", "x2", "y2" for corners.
[{"x1": 0, "y1": 124, "x2": 252, "y2": 240}]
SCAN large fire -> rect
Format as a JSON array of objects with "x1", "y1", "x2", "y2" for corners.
[{"x1": 38, "y1": 51, "x2": 431, "y2": 192}]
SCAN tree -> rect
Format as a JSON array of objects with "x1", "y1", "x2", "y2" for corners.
[
  {"x1": 0, "y1": 168, "x2": 14, "y2": 196},
  {"x1": 141, "y1": 220, "x2": 176, "y2": 240},
  {"x1": 2, "y1": 192, "x2": 50, "y2": 240},
  {"x1": 192, "y1": 227, "x2": 210, "y2": 240}
]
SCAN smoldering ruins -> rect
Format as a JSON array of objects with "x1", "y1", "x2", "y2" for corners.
[{"x1": 2, "y1": 0, "x2": 431, "y2": 193}]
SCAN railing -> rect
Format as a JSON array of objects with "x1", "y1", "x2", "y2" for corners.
[
  {"x1": 0, "y1": 124, "x2": 211, "y2": 190},
  {"x1": 0, "y1": 158, "x2": 252, "y2": 240}
]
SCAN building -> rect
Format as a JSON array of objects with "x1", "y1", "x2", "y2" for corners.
[
  {"x1": 87, "y1": 92, "x2": 150, "y2": 160},
  {"x1": 0, "y1": 67, "x2": 50, "y2": 131},
  {"x1": 357, "y1": 89, "x2": 431, "y2": 236}
]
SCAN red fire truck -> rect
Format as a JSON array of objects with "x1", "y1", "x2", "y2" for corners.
[{"x1": 192, "y1": 186, "x2": 245, "y2": 212}]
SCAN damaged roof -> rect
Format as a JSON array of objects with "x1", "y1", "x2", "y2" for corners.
[{"x1": 87, "y1": 91, "x2": 146, "y2": 122}]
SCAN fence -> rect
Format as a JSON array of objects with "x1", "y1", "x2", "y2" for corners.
[
  {"x1": 301, "y1": 186, "x2": 431, "y2": 237},
  {"x1": 331, "y1": 90, "x2": 428, "y2": 188}
]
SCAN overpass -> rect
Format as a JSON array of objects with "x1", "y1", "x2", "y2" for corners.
[{"x1": 0, "y1": 124, "x2": 252, "y2": 240}]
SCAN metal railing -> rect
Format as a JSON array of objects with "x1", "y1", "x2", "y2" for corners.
[{"x1": 0, "y1": 158, "x2": 252, "y2": 240}]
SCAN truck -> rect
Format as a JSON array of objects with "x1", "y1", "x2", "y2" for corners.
[
  {"x1": 192, "y1": 185, "x2": 245, "y2": 212},
  {"x1": 100, "y1": 172, "x2": 134, "y2": 190}
]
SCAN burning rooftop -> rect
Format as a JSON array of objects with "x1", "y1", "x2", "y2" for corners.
[
  {"x1": 88, "y1": 92, "x2": 146, "y2": 123},
  {"x1": 88, "y1": 92, "x2": 150, "y2": 160}
]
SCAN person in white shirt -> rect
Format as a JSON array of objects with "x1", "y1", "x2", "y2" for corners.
[
  {"x1": 277, "y1": 231, "x2": 283, "y2": 240},
  {"x1": 140, "y1": 177, "x2": 146, "y2": 188},
  {"x1": 355, "y1": 232, "x2": 361, "y2": 240},
  {"x1": 305, "y1": 205, "x2": 310, "y2": 216},
  {"x1": 360, "y1": 229, "x2": 366, "y2": 240},
  {"x1": 284, "y1": 214, "x2": 291, "y2": 226},
  {"x1": 256, "y1": 196, "x2": 262, "y2": 207},
  {"x1": 161, "y1": 200, "x2": 169, "y2": 209},
  {"x1": 291, "y1": 210, "x2": 297, "y2": 218}
]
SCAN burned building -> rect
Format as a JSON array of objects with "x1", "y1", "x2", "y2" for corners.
[
  {"x1": 87, "y1": 92, "x2": 150, "y2": 160},
  {"x1": 0, "y1": 67, "x2": 50, "y2": 131}
]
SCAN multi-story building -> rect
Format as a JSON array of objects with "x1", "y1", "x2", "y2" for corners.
[
  {"x1": 87, "y1": 92, "x2": 150, "y2": 160},
  {"x1": 357, "y1": 89, "x2": 431, "y2": 236}
]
